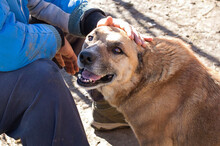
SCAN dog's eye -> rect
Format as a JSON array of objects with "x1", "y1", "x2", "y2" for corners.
[
  {"x1": 88, "y1": 35, "x2": 93, "y2": 41},
  {"x1": 112, "y1": 47, "x2": 123, "y2": 54}
]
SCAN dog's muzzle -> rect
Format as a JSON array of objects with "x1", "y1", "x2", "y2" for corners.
[{"x1": 77, "y1": 51, "x2": 115, "y2": 88}]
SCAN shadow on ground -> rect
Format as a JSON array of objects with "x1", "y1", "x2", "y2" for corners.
[
  {"x1": 111, "y1": 0, "x2": 220, "y2": 66},
  {"x1": 94, "y1": 128, "x2": 139, "y2": 146}
]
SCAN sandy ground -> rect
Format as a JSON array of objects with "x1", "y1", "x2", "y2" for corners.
[{"x1": 0, "y1": 0, "x2": 220, "y2": 145}]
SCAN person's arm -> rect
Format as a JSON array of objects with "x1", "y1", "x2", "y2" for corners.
[
  {"x1": 28, "y1": 0, "x2": 106, "y2": 36},
  {"x1": 0, "y1": 0, "x2": 62, "y2": 71}
]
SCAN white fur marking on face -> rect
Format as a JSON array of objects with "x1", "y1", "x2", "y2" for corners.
[{"x1": 106, "y1": 33, "x2": 123, "y2": 43}]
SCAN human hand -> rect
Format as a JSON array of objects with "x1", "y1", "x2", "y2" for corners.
[
  {"x1": 55, "y1": 37, "x2": 79, "y2": 75},
  {"x1": 97, "y1": 16, "x2": 153, "y2": 47}
]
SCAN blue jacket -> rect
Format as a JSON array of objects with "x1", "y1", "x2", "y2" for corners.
[{"x1": 0, "y1": 0, "x2": 91, "y2": 71}]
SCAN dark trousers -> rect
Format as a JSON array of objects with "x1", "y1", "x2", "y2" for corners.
[{"x1": 0, "y1": 59, "x2": 89, "y2": 146}]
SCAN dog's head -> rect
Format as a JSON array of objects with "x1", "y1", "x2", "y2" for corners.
[{"x1": 77, "y1": 26, "x2": 144, "y2": 91}]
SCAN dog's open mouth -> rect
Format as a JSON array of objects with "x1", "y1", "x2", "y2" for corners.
[{"x1": 77, "y1": 69, "x2": 114, "y2": 87}]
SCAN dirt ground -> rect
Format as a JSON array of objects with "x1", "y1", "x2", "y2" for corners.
[{"x1": 0, "y1": 0, "x2": 219, "y2": 145}]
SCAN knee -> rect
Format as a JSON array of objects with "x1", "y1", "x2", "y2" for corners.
[
  {"x1": 24, "y1": 59, "x2": 63, "y2": 84},
  {"x1": 27, "y1": 60, "x2": 73, "y2": 107}
]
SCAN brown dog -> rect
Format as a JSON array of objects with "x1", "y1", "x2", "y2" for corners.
[{"x1": 77, "y1": 26, "x2": 220, "y2": 146}]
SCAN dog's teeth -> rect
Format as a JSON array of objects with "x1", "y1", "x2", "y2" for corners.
[{"x1": 79, "y1": 76, "x2": 94, "y2": 84}]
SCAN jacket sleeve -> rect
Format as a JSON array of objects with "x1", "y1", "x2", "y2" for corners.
[
  {"x1": 0, "y1": 0, "x2": 61, "y2": 71},
  {"x1": 28, "y1": 0, "x2": 105, "y2": 36}
]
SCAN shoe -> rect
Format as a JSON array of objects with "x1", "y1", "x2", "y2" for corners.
[{"x1": 91, "y1": 100, "x2": 129, "y2": 131}]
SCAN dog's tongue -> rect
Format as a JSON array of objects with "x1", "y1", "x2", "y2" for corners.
[{"x1": 82, "y1": 69, "x2": 102, "y2": 81}]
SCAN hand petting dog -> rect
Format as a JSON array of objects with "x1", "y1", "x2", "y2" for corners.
[{"x1": 97, "y1": 16, "x2": 153, "y2": 47}]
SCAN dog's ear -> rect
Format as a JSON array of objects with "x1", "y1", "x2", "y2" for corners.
[
  {"x1": 135, "y1": 52, "x2": 144, "y2": 73},
  {"x1": 135, "y1": 42, "x2": 151, "y2": 73},
  {"x1": 135, "y1": 41, "x2": 154, "y2": 74}
]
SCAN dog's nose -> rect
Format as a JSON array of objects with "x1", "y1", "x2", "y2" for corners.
[{"x1": 79, "y1": 51, "x2": 96, "y2": 65}]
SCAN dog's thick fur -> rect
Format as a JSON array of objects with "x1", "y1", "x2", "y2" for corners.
[{"x1": 78, "y1": 26, "x2": 220, "y2": 146}]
